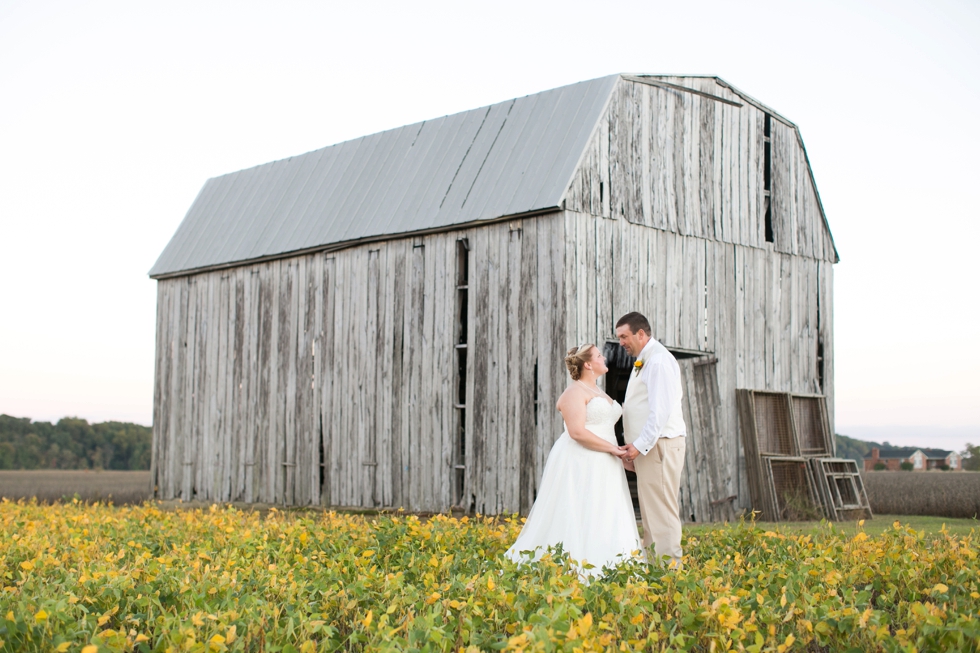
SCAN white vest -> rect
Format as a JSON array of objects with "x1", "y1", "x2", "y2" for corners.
[{"x1": 621, "y1": 354, "x2": 686, "y2": 445}]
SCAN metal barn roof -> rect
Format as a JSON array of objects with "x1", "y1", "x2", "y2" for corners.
[{"x1": 149, "y1": 75, "x2": 619, "y2": 278}]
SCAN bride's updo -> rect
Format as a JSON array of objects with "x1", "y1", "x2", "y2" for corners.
[{"x1": 564, "y1": 344, "x2": 595, "y2": 381}]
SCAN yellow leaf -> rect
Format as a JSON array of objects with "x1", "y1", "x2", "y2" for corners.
[
  {"x1": 225, "y1": 626, "x2": 237, "y2": 644},
  {"x1": 932, "y1": 583, "x2": 949, "y2": 594},
  {"x1": 363, "y1": 610, "x2": 373, "y2": 628},
  {"x1": 6, "y1": 611, "x2": 14, "y2": 622},
  {"x1": 209, "y1": 634, "x2": 225, "y2": 645},
  {"x1": 56, "y1": 643, "x2": 71, "y2": 652},
  {"x1": 579, "y1": 612, "x2": 593, "y2": 633},
  {"x1": 487, "y1": 577, "x2": 495, "y2": 591},
  {"x1": 34, "y1": 610, "x2": 48, "y2": 623},
  {"x1": 191, "y1": 612, "x2": 205, "y2": 627},
  {"x1": 19, "y1": 561, "x2": 34, "y2": 571},
  {"x1": 97, "y1": 614, "x2": 110, "y2": 626},
  {"x1": 136, "y1": 633, "x2": 150, "y2": 643},
  {"x1": 858, "y1": 608, "x2": 873, "y2": 628},
  {"x1": 82, "y1": 647, "x2": 98, "y2": 653},
  {"x1": 361, "y1": 550, "x2": 375, "y2": 558},
  {"x1": 630, "y1": 613, "x2": 644, "y2": 625}
]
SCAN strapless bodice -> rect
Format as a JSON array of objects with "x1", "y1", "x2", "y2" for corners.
[
  {"x1": 584, "y1": 396, "x2": 622, "y2": 427},
  {"x1": 562, "y1": 397, "x2": 622, "y2": 445}
]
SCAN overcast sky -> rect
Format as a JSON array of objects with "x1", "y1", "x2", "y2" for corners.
[{"x1": 1, "y1": 0, "x2": 977, "y2": 450}]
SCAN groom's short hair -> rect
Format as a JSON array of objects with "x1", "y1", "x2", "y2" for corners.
[{"x1": 616, "y1": 312, "x2": 651, "y2": 337}]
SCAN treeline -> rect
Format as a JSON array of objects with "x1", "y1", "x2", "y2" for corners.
[
  {"x1": 0, "y1": 415, "x2": 151, "y2": 470},
  {"x1": 835, "y1": 433, "x2": 880, "y2": 467}
]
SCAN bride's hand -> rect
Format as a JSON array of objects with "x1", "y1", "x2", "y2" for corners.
[{"x1": 610, "y1": 445, "x2": 629, "y2": 459}]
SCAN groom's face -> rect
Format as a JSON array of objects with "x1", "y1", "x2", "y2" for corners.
[{"x1": 616, "y1": 324, "x2": 647, "y2": 357}]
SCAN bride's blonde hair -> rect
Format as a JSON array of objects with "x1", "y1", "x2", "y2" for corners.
[{"x1": 564, "y1": 344, "x2": 595, "y2": 381}]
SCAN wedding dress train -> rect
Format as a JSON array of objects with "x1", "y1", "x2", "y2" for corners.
[{"x1": 505, "y1": 397, "x2": 642, "y2": 577}]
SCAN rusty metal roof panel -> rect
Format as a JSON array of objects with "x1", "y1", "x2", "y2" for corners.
[{"x1": 150, "y1": 74, "x2": 619, "y2": 277}]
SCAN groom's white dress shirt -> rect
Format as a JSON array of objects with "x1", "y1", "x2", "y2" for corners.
[{"x1": 622, "y1": 339, "x2": 686, "y2": 456}]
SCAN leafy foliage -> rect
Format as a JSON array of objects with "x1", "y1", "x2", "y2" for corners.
[
  {"x1": 834, "y1": 433, "x2": 882, "y2": 467},
  {"x1": 0, "y1": 502, "x2": 978, "y2": 651},
  {"x1": 0, "y1": 415, "x2": 150, "y2": 471},
  {"x1": 963, "y1": 443, "x2": 980, "y2": 472}
]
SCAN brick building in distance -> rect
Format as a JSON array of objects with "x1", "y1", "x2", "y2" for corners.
[{"x1": 864, "y1": 447, "x2": 962, "y2": 471}]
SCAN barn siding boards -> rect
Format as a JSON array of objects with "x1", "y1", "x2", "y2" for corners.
[
  {"x1": 143, "y1": 216, "x2": 560, "y2": 512},
  {"x1": 153, "y1": 208, "x2": 829, "y2": 517}
]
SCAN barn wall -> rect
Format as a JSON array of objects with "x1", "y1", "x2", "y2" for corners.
[
  {"x1": 560, "y1": 209, "x2": 833, "y2": 516},
  {"x1": 151, "y1": 214, "x2": 570, "y2": 513},
  {"x1": 563, "y1": 78, "x2": 837, "y2": 263}
]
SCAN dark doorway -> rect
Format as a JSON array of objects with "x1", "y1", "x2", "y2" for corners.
[{"x1": 602, "y1": 341, "x2": 641, "y2": 517}]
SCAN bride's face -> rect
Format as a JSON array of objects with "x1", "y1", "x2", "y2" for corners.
[{"x1": 585, "y1": 347, "x2": 608, "y2": 377}]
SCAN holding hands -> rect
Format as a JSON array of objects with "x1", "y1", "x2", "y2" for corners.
[{"x1": 616, "y1": 443, "x2": 640, "y2": 472}]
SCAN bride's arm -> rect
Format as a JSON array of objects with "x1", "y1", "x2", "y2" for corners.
[{"x1": 558, "y1": 392, "x2": 627, "y2": 456}]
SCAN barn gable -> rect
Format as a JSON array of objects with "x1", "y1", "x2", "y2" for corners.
[
  {"x1": 149, "y1": 75, "x2": 619, "y2": 278},
  {"x1": 562, "y1": 75, "x2": 838, "y2": 263}
]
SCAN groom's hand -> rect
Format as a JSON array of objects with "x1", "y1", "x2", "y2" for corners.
[{"x1": 624, "y1": 443, "x2": 640, "y2": 462}]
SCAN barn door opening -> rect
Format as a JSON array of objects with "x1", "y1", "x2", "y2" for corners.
[{"x1": 602, "y1": 342, "x2": 640, "y2": 517}]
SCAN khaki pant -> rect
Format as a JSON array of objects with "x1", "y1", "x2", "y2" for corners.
[{"x1": 634, "y1": 436, "x2": 686, "y2": 566}]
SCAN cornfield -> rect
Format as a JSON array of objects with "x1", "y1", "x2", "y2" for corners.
[
  {"x1": 0, "y1": 501, "x2": 977, "y2": 652},
  {"x1": 0, "y1": 471, "x2": 150, "y2": 505},
  {"x1": 863, "y1": 471, "x2": 980, "y2": 519}
]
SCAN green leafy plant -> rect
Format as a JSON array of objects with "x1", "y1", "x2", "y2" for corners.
[{"x1": 0, "y1": 501, "x2": 977, "y2": 651}]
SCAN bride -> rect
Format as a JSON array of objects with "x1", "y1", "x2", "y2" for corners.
[{"x1": 505, "y1": 343, "x2": 643, "y2": 577}]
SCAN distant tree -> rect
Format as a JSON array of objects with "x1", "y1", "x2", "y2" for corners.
[
  {"x1": 874, "y1": 462, "x2": 886, "y2": 471},
  {"x1": 962, "y1": 443, "x2": 980, "y2": 472},
  {"x1": 835, "y1": 434, "x2": 882, "y2": 468},
  {"x1": 0, "y1": 414, "x2": 151, "y2": 470},
  {"x1": 900, "y1": 461, "x2": 914, "y2": 471}
]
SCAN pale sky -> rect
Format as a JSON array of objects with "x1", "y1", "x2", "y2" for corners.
[{"x1": 1, "y1": 0, "x2": 977, "y2": 451}]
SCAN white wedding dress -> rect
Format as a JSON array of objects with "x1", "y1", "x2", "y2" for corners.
[{"x1": 505, "y1": 397, "x2": 642, "y2": 577}]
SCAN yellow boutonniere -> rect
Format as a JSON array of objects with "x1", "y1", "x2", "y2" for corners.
[{"x1": 633, "y1": 360, "x2": 644, "y2": 376}]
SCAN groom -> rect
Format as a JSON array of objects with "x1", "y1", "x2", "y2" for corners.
[{"x1": 616, "y1": 312, "x2": 687, "y2": 567}]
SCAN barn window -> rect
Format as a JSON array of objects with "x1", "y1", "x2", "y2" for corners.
[
  {"x1": 763, "y1": 114, "x2": 774, "y2": 243},
  {"x1": 816, "y1": 336, "x2": 825, "y2": 392}
]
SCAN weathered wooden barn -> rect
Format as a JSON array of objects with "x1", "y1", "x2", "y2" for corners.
[{"x1": 150, "y1": 74, "x2": 838, "y2": 520}]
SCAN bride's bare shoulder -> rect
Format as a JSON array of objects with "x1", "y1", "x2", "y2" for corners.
[{"x1": 556, "y1": 383, "x2": 587, "y2": 410}]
